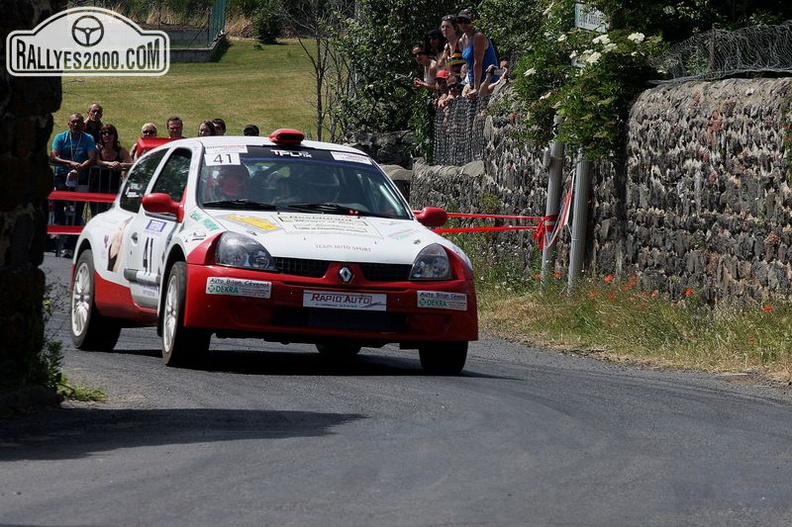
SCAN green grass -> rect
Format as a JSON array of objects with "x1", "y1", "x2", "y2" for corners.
[
  {"x1": 477, "y1": 273, "x2": 792, "y2": 384},
  {"x1": 53, "y1": 38, "x2": 318, "y2": 149}
]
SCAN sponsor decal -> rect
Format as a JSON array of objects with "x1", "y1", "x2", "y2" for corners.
[
  {"x1": 204, "y1": 145, "x2": 249, "y2": 154},
  {"x1": 331, "y1": 152, "x2": 372, "y2": 164},
  {"x1": 303, "y1": 290, "x2": 386, "y2": 311},
  {"x1": 145, "y1": 218, "x2": 168, "y2": 233},
  {"x1": 189, "y1": 210, "x2": 221, "y2": 231},
  {"x1": 272, "y1": 150, "x2": 311, "y2": 158},
  {"x1": 277, "y1": 214, "x2": 380, "y2": 237},
  {"x1": 223, "y1": 214, "x2": 279, "y2": 232},
  {"x1": 417, "y1": 291, "x2": 468, "y2": 311},
  {"x1": 314, "y1": 243, "x2": 371, "y2": 253},
  {"x1": 7, "y1": 7, "x2": 169, "y2": 77},
  {"x1": 389, "y1": 227, "x2": 422, "y2": 241},
  {"x1": 206, "y1": 277, "x2": 272, "y2": 299}
]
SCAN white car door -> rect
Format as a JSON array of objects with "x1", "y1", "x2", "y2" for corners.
[{"x1": 126, "y1": 147, "x2": 193, "y2": 309}]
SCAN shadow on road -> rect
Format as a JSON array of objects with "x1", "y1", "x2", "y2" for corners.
[
  {"x1": 91, "y1": 347, "x2": 509, "y2": 380},
  {"x1": 0, "y1": 407, "x2": 366, "y2": 461}
]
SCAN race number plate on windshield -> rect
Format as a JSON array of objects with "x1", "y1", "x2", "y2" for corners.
[{"x1": 303, "y1": 290, "x2": 386, "y2": 311}]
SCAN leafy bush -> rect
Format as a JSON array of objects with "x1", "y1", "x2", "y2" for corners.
[{"x1": 253, "y1": 0, "x2": 284, "y2": 44}]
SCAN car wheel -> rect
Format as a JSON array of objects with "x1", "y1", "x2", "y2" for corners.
[
  {"x1": 71, "y1": 249, "x2": 121, "y2": 351},
  {"x1": 162, "y1": 262, "x2": 210, "y2": 367},
  {"x1": 316, "y1": 342, "x2": 362, "y2": 359},
  {"x1": 419, "y1": 342, "x2": 468, "y2": 375}
]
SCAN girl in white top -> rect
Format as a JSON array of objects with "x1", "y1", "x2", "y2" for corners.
[{"x1": 411, "y1": 45, "x2": 438, "y2": 92}]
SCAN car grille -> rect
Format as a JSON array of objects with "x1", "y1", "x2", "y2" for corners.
[
  {"x1": 274, "y1": 257, "x2": 328, "y2": 278},
  {"x1": 358, "y1": 263, "x2": 412, "y2": 281},
  {"x1": 274, "y1": 258, "x2": 412, "y2": 282},
  {"x1": 273, "y1": 308, "x2": 408, "y2": 332}
]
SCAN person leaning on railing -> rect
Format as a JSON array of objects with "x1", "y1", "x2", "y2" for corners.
[
  {"x1": 49, "y1": 112, "x2": 97, "y2": 258},
  {"x1": 91, "y1": 123, "x2": 133, "y2": 215}
]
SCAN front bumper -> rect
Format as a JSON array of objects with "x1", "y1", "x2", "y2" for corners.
[{"x1": 182, "y1": 262, "x2": 478, "y2": 345}]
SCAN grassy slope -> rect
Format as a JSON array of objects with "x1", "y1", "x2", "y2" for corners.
[{"x1": 53, "y1": 39, "x2": 317, "y2": 149}]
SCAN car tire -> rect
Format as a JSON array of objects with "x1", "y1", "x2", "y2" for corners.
[
  {"x1": 419, "y1": 342, "x2": 468, "y2": 375},
  {"x1": 316, "y1": 342, "x2": 362, "y2": 359},
  {"x1": 71, "y1": 249, "x2": 121, "y2": 351},
  {"x1": 162, "y1": 261, "x2": 210, "y2": 367}
]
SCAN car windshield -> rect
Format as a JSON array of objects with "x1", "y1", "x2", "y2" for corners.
[{"x1": 197, "y1": 145, "x2": 411, "y2": 219}]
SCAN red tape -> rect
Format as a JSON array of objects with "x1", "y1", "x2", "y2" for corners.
[
  {"x1": 428, "y1": 211, "x2": 558, "y2": 249},
  {"x1": 48, "y1": 190, "x2": 116, "y2": 203}
]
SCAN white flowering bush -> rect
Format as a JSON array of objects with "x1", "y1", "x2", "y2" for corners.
[{"x1": 513, "y1": 1, "x2": 665, "y2": 159}]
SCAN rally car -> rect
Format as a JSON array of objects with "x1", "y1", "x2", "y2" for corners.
[{"x1": 70, "y1": 129, "x2": 477, "y2": 374}]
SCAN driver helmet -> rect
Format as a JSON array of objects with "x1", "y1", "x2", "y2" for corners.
[
  {"x1": 215, "y1": 164, "x2": 250, "y2": 199},
  {"x1": 296, "y1": 168, "x2": 339, "y2": 202}
]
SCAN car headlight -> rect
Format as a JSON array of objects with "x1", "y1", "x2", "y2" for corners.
[
  {"x1": 410, "y1": 243, "x2": 451, "y2": 280},
  {"x1": 215, "y1": 232, "x2": 277, "y2": 271}
]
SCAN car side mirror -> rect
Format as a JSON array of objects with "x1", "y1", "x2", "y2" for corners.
[
  {"x1": 142, "y1": 193, "x2": 181, "y2": 219},
  {"x1": 414, "y1": 206, "x2": 448, "y2": 227}
]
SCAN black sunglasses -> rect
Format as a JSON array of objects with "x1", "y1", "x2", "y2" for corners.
[
  {"x1": 100, "y1": 130, "x2": 113, "y2": 135},
  {"x1": 142, "y1": 130, "x2": 156, "y2": 136}
]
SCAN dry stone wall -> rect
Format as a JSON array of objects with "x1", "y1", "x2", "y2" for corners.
[
  {"x1": 409, "y1": 78, "x2": 792, "y2": 304},
  {"x1": 1, "y1": 1, "x2": 62, "y2": 389}
]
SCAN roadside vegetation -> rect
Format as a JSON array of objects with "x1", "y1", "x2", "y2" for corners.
[{"x1": 451, "y1": 233, "x2": 792, "y2": 385}]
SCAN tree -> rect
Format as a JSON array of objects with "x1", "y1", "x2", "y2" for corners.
[{"x1": 282, "y1": 0, "x2": 356, "y2": 141}]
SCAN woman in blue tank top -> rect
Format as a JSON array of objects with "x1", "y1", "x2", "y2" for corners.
[{"x1": 457, "y1": 8, "x2": 499, "y2": 98}]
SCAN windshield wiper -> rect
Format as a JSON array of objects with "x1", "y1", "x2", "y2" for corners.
[
  {"x1": 202, "y1": 200, "x2": 278, "y2": 210},
  {"x1": 283, "y1": 203, "x2": 363, "y2": 215}
]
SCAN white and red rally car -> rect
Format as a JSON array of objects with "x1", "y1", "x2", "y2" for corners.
[{"x1": 70, "y1": 129, "x2": 477, "y2": 374}]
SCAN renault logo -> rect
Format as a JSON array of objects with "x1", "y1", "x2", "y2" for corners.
[{"x1": 338, "y1": 266, "x2": 353, "y2": 283}]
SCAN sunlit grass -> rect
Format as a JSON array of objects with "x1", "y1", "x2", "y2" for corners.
[
  {"x1": 53, "y1": 38, "x2": 317, "y2": 149},
  {"x1": 478, "y1": 272, "x2": 792, "y2": 383}
]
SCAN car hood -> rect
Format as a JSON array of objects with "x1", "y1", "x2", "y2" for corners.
[{"x1": 184, "y1": 209, "x2": 458, "y2": 265}]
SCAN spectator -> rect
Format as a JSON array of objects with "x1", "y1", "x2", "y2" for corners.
[
  {"x1": 478, "y1": 60, "x2": 510, "y2": 97},
  {"x1": 425, "y1": 28, "x2": 446, "y2": 59},
  {"x1": 93, "y1": 123, "x2": 133, "y2": 214},
  {"x1": 167, "y1": 115, "x2": 185, "y2": 139},
  {"x1": 444, "y1": 74, "x2": 464, "y2": 106},
  {"x1": 435, "y1": 69, "x2": 452, "y2": 110},
  {"x1": 457, "y1": 8, "x2": 499, "y2": 98},
  {"x1": 131, "y1": 123, "x2": 157, "y2": 159},
  {"x1": 84, "y1": 102, "x2": 103, "y2": 143},
  {"x1": 439, "y1": 15, "x2": 465, "y2": 77},
  {"x1": 412, "y1": 44, "x2": 438, "y2": 92},
  {"x1": 212, "y1": 118, "x2": 226, "y2": 136},
  {"x1": 243, "y1": 124, "x2": 260, "y2": 136},
  {"x1": 198, "y1": 120, "x2": 217, "y2": 136},
  {"x1": 49, "y1": 113, "x2": 97, "y2": 257}
]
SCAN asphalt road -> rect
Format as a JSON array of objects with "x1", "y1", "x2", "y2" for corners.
[{"x1": 3, "y1": 254, "x2": 792, "y2": 526}]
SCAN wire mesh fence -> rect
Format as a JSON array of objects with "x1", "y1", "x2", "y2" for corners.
[
  {"x1": 650, "y1": 21, "x2": 792, "y2": 83},
  {"x1": 66, "y1": 0, "x2": 227, "y2": 47},
  {"x1": 432, "y1": 96, "x2": 492, "y2": 166}
]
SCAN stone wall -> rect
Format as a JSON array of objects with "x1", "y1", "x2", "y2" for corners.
[
  {"x1": 409, "y1": 78, "x2": 792, "y2": 304},
  {"x1": 1, "y1": 1, "x2": 63, "y2": 390}
]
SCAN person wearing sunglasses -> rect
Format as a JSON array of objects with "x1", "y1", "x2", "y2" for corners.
[
  {"x1": 411, "y1": 44, "x2": 438, "y2": 92},
  {"x1": 131, "y1": 123, "x2": 157, "y2": 159},
  {"x1": 93, "y1": 123, "x2": 133, "y2": 214},
  {"x1": 457, "y1": 8, "x2": 500, "y2": 99}
]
